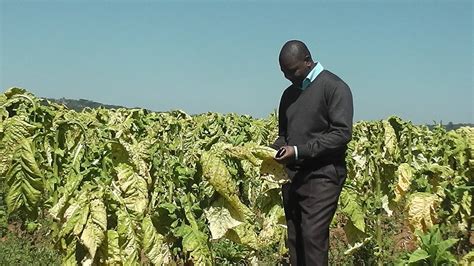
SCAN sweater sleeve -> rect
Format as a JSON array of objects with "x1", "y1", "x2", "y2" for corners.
[{"x1": 296, "y1": 81, "x2": 353, "y2": 159}]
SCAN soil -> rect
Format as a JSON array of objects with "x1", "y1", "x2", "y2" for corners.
[{"x1": 393, "y1": 220, "x2": 418, "y2": 253}]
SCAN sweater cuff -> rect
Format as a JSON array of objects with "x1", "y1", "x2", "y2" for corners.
[{"x1": 296, "y1": 144, "x2": 311, "y2": 159}]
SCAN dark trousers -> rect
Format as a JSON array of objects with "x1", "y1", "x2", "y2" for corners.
[{"x1": 282, "y1": 169, "x2": 345, "y2": 266}]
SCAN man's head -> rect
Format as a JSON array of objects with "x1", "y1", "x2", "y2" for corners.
[{"x1": 279, "y1": 40, "x2": 314, "y2": 87}]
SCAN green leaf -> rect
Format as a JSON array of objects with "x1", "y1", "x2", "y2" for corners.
[
  {"x1": 0, "y1": 116, "x2": 35, "y2": 175},
  {"x1": 60, "y1": 189, "x2": 91, "y2": 237},
  {"x1": 114, "y1": 163, "x2": 148, "y2": 217},
  {"x1": 225, "y1": 222, "x2": 260, "y2": 250},
  {"x1": 3, "y1": 87, "x2": 28, "y2": 98},
  {"x1": 62, "y1": 238, "x2": 78, "y2": 266},
  {"x1": 459, "y1": 251, "x2": 474, "y2": 265},
  {"x1": 5, "y1": 137, "x2": 44, "y2": 215},
  {"x1": 175, "y1": 224, "x2": 213, "y2": 265},
  {"x1": 142, "y1": 216, "x2": 172, "y2": 265},
  {"x1": 201, "y1": 149, "x2": 253, "y2": 221},
  {"x1": 80, "y1": 198, "x2": 107, "y2": 264},
  {"x1": 49, "y1": 172, "x2": 84, "y2": 220},
  {"x1": 99, "y1": 230, "x2": 121, "y2": 265},
  {"x1": 436, "y1": 238, "x2": 458, "y2": 254},
  {"x1": 116, "y1": 209, "x2": 140, "y2": 265},
  {"x1": 408, "y1": 249, "x2": 430, "y2": 263},
  {"x1": 340, "y1": 190, "x2": 365, "y2": 232}
]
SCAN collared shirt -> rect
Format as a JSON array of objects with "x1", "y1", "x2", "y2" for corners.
[
  {"x1": 294, "y1": 62, "x2": 324, "y2": 160},
  {"x1": 301, "y1": 62, "x2": 324, "y2": 90}
]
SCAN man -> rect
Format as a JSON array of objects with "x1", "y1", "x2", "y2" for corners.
[{"x1": 272, "y1": 40, "x2": 353, "y2": 265}]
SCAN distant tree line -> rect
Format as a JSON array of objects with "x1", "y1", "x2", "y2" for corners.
[
  {"x1": 43, "y1": 97, "x2": 126, "y2": 112},
  {"x1": 426, "y1": 121, "x2": 474, "y2": 131},
  {"x1": 43, "y1": 97, "x2": 472, "y2": 131}
]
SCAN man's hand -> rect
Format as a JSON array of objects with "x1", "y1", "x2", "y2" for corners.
[{"x1": 274, "y1": 145, "x2": 295, "y2": 165}]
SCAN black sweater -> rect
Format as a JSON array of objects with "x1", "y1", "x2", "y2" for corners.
[{"x1": 272, "y1": 70, "x2": 353, "y2": 180}]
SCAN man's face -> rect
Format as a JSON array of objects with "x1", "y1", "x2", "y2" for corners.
[{"x1": 279, "y1": 56, "x2": 311, "y2": 87}]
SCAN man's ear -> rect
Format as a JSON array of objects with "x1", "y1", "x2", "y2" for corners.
[{"x1": 304, "y1": 56, "x2": 312, "y2": 67}]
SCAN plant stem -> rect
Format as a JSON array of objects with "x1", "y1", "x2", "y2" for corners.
[{"x1": 375, "y1": 162, "x2": 383, "y2": 266}]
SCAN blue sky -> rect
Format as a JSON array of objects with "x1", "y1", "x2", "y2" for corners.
[{"x1": 1, "y1": 0, "x2": 472, "y2": 124}]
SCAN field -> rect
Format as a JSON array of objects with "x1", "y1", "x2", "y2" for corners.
[{"x1": 0, "y1": 88, "x2": 473, "y2": 265}]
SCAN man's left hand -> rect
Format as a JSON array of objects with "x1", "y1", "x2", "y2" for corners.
[{"x1": 274, "y1": 145, "x2": 295, "y2": 165}]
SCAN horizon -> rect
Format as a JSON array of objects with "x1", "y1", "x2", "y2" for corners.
[
  {"x1": 1, "y1": 1, "x2": 472, "y2": 124},
  {"x1": 6, "y1": 87, "x2": 469, "y2": 126}
]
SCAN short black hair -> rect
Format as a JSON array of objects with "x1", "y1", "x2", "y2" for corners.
[{"x1": 279, "y1": 40, "x2": 312, "y2": 62}]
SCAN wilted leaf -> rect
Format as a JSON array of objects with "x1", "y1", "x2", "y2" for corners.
[
  {"x1": 99, "y1": 230, "x2": 121, "y2": 265},
  {"x1": 260, "y1": 157, "x2": 288, "y2": 184},
  {"x1": 201, "y1": 150, "x2": 253, "y2": 221},
  {"x1": 225, "y1": 223, "x2": 260, "y2": 250},
  {"x1": 115, "y1": 163, "x2": 148, "y2": 217},
  {"x1": 204, "y1": 204, "x2": 242, "y2": 240},
  {"x1": 117, "y1": 209, "x2": 140, "y2": 265},
  {"x1": 0, "y1": 116, "x2": 35, "y2": 175},
  {"x1": 142, "y1": 216, "x2": 173, "y2": 265},
  {"x1": 258, "y1": 204, "x2": 286, "y2": 246},
  {"x1": 5, "y1": 138, "x2": 44, "y2": 215},
  {"x1": 80, "y1": 198, "x2": 107, "y2": 264},
  {"x1": 394, "y1": 163, "x2": 413, "y2": 202},
  {"x1": 381, "y1": 195, "x2": 393, "y2": 216},
  {"x1": 406, "y1": 192, "x2": 441, "y2": 232},
  {"x1": 343, "y1": 219, "x2": 370, "y2": 253},
  {"x1": 382, "y1": 120, "x2": 398, "y2": 158}
]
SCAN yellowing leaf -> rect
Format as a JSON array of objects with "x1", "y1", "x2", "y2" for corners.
[
  {"x1": 251, "y1": 145, "x2": 277, "y2": 160},
  {"x1": 383, "y1": 120, "x2": 398, "y2": 158},
  {"x1": 260, "y1": 158, "x2": 288, "y2": 184},
  {"x1": 394, "y1": 163, "x2": 413, "y2": 202},
  {"x1": 80, "y1": 199, "x2": 107, "y2": 264},
  {"x1": 459, "y1": 251, "x2": 474, "y2": 265},
  {"x1": 225, "y1": 223, "x2": 260, "y2": 250},
  {"x1": 49, "y1": 172, "x2": 84, "y2": 220},
  {"x1": 0, "y1": 116, "x2": 35, "y2": 175},
  {"x1": 201, "y1": 151, "x2": 253, "y2": 221},
  {"x1": 175, "y1": 224, "x2": 213, "y2": 265},
  {"x1": 218, "y1": 143, "x2": 289, "y2": 183},
  {"x1": 5, "y1": 138, "x2": 44, "y2": 215},
  {"x1": 381, "y1": 195, "x2": 393, "y2": 217},
  {"x1": 258, "y1": 205, "x2": 286, "y2": 247},
  {"x1": 60, "y1": 196, "x2": 89, "y2": 238},
  {"x1": 100, "y1": 230, "x2": 121, "y2": 265},
  {"x1": 406, "y1": 192, "x2": 441, "y2": 232},
  {"x1": 117, "y1": 209, "x2": 140, "y2": 265},
  {"x1": 142, "y1": 216, "x2": 173, "y2": 265},
  {"x1": 204, "y1": 203, "x2": 242, "y2": 240},
  {"x1": 62, "y1": 238, "x2": 78, "y2": 266},
  {"x1": 115, "y1": 163, "x2": 148, "y2": 217}
]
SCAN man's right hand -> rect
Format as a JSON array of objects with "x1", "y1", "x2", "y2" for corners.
[{"x1": 274, "y1": 145, "x2": 295, "y2": 165}]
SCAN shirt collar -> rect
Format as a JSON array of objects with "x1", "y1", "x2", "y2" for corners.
[{"x1": 301, "y1": 62, "x2": 324, "y2": 90}]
